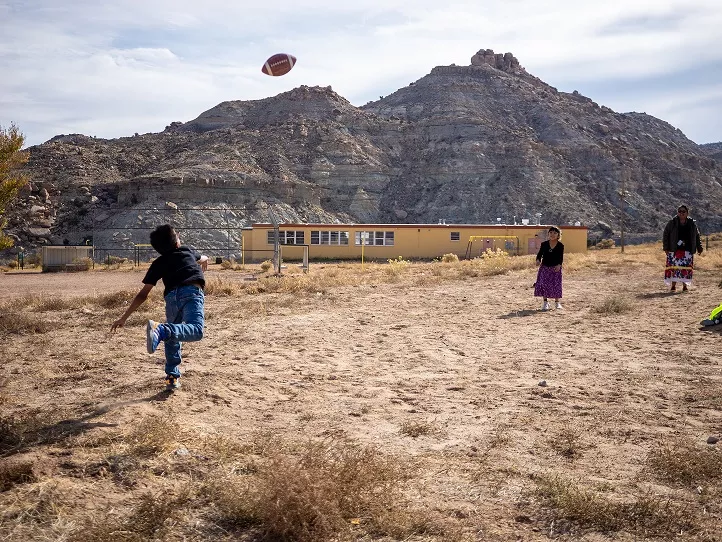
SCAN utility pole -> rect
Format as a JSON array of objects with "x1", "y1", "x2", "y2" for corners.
[{"x1": 620, "y1": 167, "x2": 628, "y2": 253}]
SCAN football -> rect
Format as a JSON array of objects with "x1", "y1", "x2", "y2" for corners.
[{"x1": 261, "y1": 53, "x2": 297, "y2": 76}]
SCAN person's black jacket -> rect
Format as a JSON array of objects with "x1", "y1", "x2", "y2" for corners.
[{"x1": 662, "y1": 216, "x2": 702, "y2": 254}]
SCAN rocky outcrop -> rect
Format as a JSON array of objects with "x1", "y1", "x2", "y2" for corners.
[
  {"x1": 5, "y1": 49, "x2": 722, "y2": 252},
  {"x1": 470, "y1": 49, "x2": 524, "y2": 73}
]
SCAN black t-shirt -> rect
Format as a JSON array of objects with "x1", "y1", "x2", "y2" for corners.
[
  {"x1": 677, "y1": 220, "x2": 691, "y2": 248},
  {"x1": 536, "y1": 240, "x2": 564, "y2": 267},
  {"x1": 143, "y1": 246, "x2": 205, "y2": 296}
]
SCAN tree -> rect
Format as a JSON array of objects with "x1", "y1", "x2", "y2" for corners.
[{"x1": 0, "y1": 123, "x2": 29, "y2": 249}]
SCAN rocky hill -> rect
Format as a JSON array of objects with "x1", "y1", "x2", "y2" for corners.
[
  {"x1": 701, "y1": 142, "x2": 722, "y2": 161},
  {"x1": 5, "y1": 48, "x2": 721, "y2": 254}
]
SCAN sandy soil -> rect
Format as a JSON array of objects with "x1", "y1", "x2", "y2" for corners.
[{"x1": 1, "y1": 251, "x2": 721, "y2": 541}]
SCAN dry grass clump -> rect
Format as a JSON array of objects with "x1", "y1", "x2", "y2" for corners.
[
  {"x1": 0, "y1": 310, "x2": 55, "y2": 335},
  {"x1": 91, "y1": 289, "x2": 137, "y2": 309},
  {"x1": 207, "y1": 437, "x2": 416, "y2": 541},
  {"x1": 0, "y1": 461, "x2": 35, "y2": 491},
  {"x1": 68, "y1": 490, "x2": 190, "y2": 542},
  {"x1": 384, "y1": 256, "x2": 411, "y2": 279},
  {"x1": 535, "y1": 474, "x2": 694, "y2": 536},
  {"x1": 596, "y1": 239, "x2": 616, "y2": 249},
  {"x1": 124, "y1": 415, "x2": 181, "y2": 457},
  {"x1": 441, "y1": 253, "x2": 460, "y2": 263},
  {"x1": 697, "y1": 248, "x2": 722, "y2": 270},
  {"x1": 204, "y1": 276, "x2": 245, "y2": 296},
  {"x1": 0, "y1": 415, "x2": 36, "y2": 454},
  {"x1": 646, "y1": 440, "x2": 722, "y2": 486},
  {"x1": 548, "y1": 423, "x2": 585, "y2": 459},
  {"x1": 593, "y1": 295, "x2": 634, "y2": 314},
  {"x1": 400, "y1": 420, "x2": 440, "y2": 438}
]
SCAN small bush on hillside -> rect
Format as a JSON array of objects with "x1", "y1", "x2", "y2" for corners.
[
  {"x1": 441, "y1": 253, "x2": 459, "y2": 263},
  {"x1": 260, "y1": 260, "x2": 273, "y2": 272}
]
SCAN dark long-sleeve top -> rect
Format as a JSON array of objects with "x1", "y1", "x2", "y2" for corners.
[{"x1": 536, "y1": 240, "x2": 564, "y2": 267}]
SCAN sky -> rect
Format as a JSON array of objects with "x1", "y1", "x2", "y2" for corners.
[{"x1": 1, "y1": 0, "x2": 721, "y2": 147}]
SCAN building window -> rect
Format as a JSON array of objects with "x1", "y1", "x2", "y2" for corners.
[
  {"x1": 355, "y1": 231, "x2": 394, "y2": 246},
  {"x1": 450, "y1": 231, "x2": 460, "y2": 241},
  {"x1": 310, "y1": 230, "x2": 350, "y2": 245},
  {"x1": 267, "y1": 231, "x2": 305, "y2": 245}
]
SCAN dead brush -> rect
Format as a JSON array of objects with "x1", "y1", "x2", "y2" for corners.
[
  {"x1": 0, "y1": 460, "x2": 35, "y2": 491},
  {"x1": 30, "y1": 295, "x2": 82, "y2": 312},
  {"x1": 206, "y1": 437, "x2": 415, "y2": 541},
  {"x1": 91, "y1": 289, "x2": 137, "y2": 309},
  {"x1": 0, "y1": 414, "x2": 38, "y2": 454},
  {"x1": 0, "y1": 310, "x2": 55, "y2": 335},
  {"x1": 646, "y1": 440, "x2": 722, "y2": 486},
  {"x1": 400, "y1": 419, "x2": 440, "y2": 438},
  {"x1": 535, "y1": 474, "x2": 694, "y2": 536},
  {"x1": 1, "y1": 481, "x2": 64, "y2": 527},
  {"x1": 124, "y1": 414, "x2": 181, "y2": 457},
  {"x1": 548, "y1": 423, "x2": 585, "y2": 459},
  {"x1": 593, "y1": 295, "x2": 634, "y2": 314},
  {"x1": 68, "y1": 490, "x2": 190, "y2": 542},
  {"x1": 204, "y1": 276, "x2": 245, "y2": 296}
]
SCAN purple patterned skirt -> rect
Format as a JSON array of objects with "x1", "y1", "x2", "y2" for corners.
[{"x1": 534, "y1": 265, "x2": 563, "y2": 299}]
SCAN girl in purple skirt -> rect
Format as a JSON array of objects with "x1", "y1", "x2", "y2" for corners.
[{"x1": 534, "y1": 226, "x2": 564, "y2": 311}]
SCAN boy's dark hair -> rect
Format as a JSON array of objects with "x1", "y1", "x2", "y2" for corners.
[
  {"x1": 548, "y1": 226, "x2": 561, "y2": 235},
  {"x1": 150, "y1": 224, "x2": 179, "y2": 255}
]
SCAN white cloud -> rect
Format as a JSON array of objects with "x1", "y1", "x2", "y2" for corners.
[{"x1": 1, "y1": 0, "x2": 721, "y2": 145}]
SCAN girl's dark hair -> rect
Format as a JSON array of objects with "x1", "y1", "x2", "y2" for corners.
[
  {"x1": 677, "y1": 205, "x2": 689, "y2": 213},
  {"x1": 548, "y1": 226, "x2": 561, "y2": 235},
  {"x1": 150, "y1": 224, "x2": 179, "y2": 255}
]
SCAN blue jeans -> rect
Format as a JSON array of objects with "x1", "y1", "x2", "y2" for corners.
[{"x1": 163, "y1": 285, "x2": 205, "y2": 378}]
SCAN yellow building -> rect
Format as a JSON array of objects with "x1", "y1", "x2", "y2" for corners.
[{"x1": 241, "y1": 223, "x2": 587, "y2": 262}]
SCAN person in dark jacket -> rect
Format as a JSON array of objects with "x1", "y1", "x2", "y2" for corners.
[
  {"x1": 111, "y1": 224, "x2": 207, "y2": 391},
  {"x1": 662, "y1": 205, "x2": 703, "y2": 292},
  {"x1": 534, "y1": 226, "x2": 564, "y2": 311}
]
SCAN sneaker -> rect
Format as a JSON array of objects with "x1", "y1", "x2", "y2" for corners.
[
  {"x1": 164, "y1": 375, "x2": 181, "y2": 391},
  {"x1": 146, "y1": 320, "x2": 167, "y2": 354},
  {"x1": 682, "y1": 284, "x2": 688, "y2": 292},
  {"x1": 541, "y1": 301, "x2": 550, "y2": 311},
  {"x1": 555, "y1": 302, "x2": 563, "y2": 310},
  {"x1": 701, "y1": 318, "x2": 720, "y2": 327}
]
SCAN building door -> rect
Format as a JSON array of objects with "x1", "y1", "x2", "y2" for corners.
[{"x1": 528, "y1": 237, "x2": 542, "y2": 255}]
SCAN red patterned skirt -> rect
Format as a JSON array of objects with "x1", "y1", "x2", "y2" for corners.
[{"x1": 664, "y1": 250, "x2": 694, "y2": 285}]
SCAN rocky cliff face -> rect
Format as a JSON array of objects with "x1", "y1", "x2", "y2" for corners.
[
  {"x1": 6, "y1": 49, "x2": 722, "y2": 253},
  {"x1": 701, "y1": 142, "x2": 722, "y2": 162}
]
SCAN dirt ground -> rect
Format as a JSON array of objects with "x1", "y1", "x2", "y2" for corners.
[{"x1": 1, "y1": 248, "x2": 721, "y2": 541}]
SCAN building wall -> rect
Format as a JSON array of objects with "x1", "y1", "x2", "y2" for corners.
[
  {"x1": 42, "y1": 246, "x2": 95, "y2": 270},
  {"x1": 242, "y1": 224, "x2": 587, "y2": 262}
]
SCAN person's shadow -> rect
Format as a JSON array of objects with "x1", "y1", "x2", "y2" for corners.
[
  {"x1": 2, "y1": 392, "x2": 173, "y2": 457},
  {"x1": 698, "y1": 324, "x2": 722, "y2": 335},
  {"x1": 636, "y1": 292, "x2": 677, "y2": 299},
  {"x1": 499, "y1": 309, "x2": 539, "y2": 319}
]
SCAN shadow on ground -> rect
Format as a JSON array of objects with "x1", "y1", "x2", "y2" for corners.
[{"x1": 499, "y1": 309, "x2": 539, "y2": 319}]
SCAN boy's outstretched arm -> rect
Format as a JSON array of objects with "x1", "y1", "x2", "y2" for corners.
[{"x1": 111, "y1": 284, "x2": 154, "y2": 331}]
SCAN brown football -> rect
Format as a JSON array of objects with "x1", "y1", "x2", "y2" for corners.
[{"x1": 261, "y1": 53, "x2": 297, "y2": 76}]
